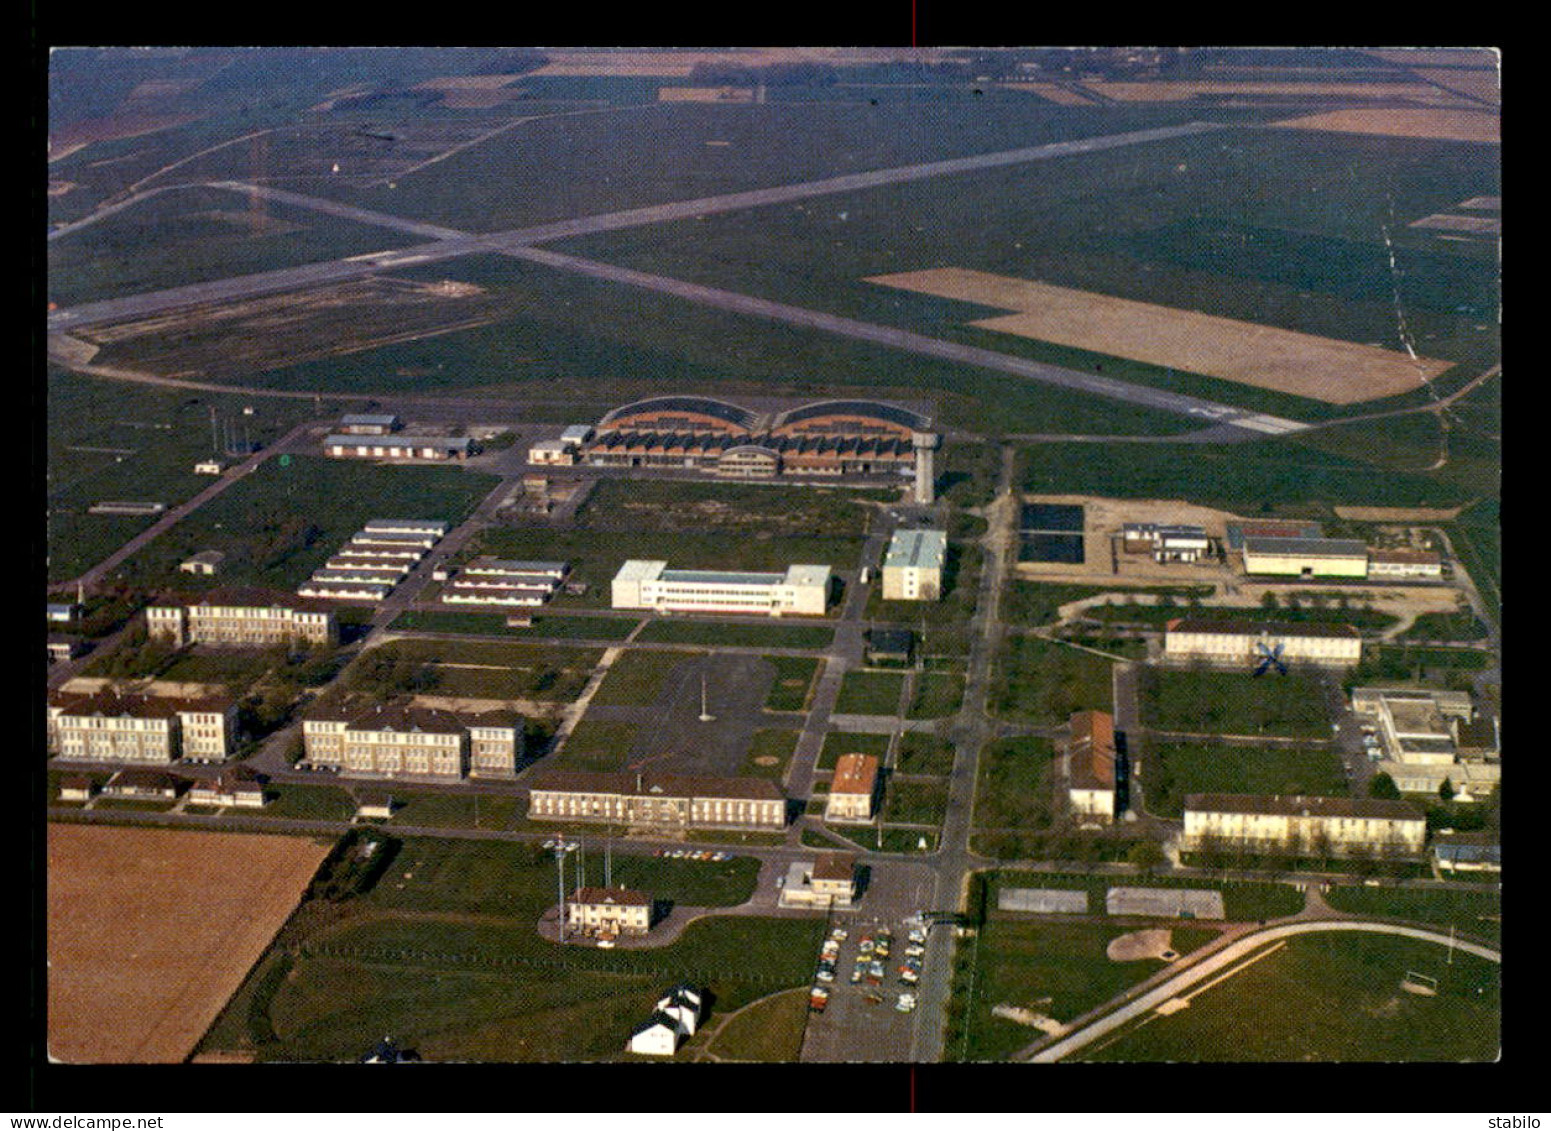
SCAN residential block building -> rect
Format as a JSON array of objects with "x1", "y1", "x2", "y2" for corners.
[
  {"x1": 1067, "y1": 710, "x2": 1119, "y2": 826},
  {"x1": 1182, "y1": 793, "x2": 1426, "y2": 858},
  {"x1": 566, "y1": 887, "x2": 653, "y2": 938},
  {"x1": 881, "y1": 528, "x2": 947, "y2": 601},
  {"x1": 301, "y1": 699, "x2": 523, "y2": 780},
  {"x1": 146, "y1": 588, "x2": 337, "y2": 648},
  {"x1": 1163, "y1": 618, "x2": 1362, "y2": 667},
  {"x1": 48, "y1": 689, "x2": 239, "y2": 764},
  {"x1": 825, "y1": 753, "x2": 880, "y2": 823},
  {"x1": 527, "y1": 770, "x2": 785, "y2": 830}
]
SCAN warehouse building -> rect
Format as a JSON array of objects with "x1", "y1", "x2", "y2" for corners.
[
  {"x1": 1182, "y1": 793, "x2": 1426, "y2": 858},
  {"x1": 147, "y1": 588, "x2": 338, "y2": 648},
  {"x1": 339, "y1": 413, "x2": 402, "y2": 435},
  {"x1": 825, "y1": 754, "x2": 880, "y2": 823},
  {"x1": 527, "y1": 439, "x2": 577, "y2": 466},
  {"x1": 527, "y1": 770, "x2": 786, "y2": 830},
  {"x1": 1122, "y1": 523, "x2": 1211, "y2": 564},
  {"x1": 1066, "y1": 710, "x2": 1119, "y2": 826},
  {"x1": 580, "y1": 395, "x2": 939, "y2": 497},
  {"x1": 1241, "y1": 536, "x2": 1368, "y2": 579},
  {"x1": 363, "y1": 519, "x2": 449, "y2": 538},
  {"x1": 1163, "y1": 618, "x2": 1362, "y2": 667},
  {"x1": 612, "y1": 560, "x2": 830, "y2": 617},
  {"x1": 323, "y1": 434, "x2": 475, "y2": 461},
  {"x1": 881, "y1": 529, "x2": 947, "y2": 601},
  {"x1": 301, "y1": 698, "x2": 523, "y2": 780},
  {"x1": 1367, "y1": 548, "x2": 1444, "y2": 580},
  {"x1": 1225, "y1": 519, "x2": 1324, "y2": 551}
]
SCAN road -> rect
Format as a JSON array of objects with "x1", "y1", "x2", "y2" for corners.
[{"x1": 1023, "y1": 917, "x2": 1500, "y2": 1062}]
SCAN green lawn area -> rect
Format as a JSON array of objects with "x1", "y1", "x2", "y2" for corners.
[
  {"x1": 576, "y1": 477, "x2": 878, "y2": 538},
  {"x1": 1077, "y1": 932, "x2": 1498, "y2": 1062},
  {"x1": 1093, "y1": 599, "x2": 1397, "y2": 634},
  {"x1": 896, "y1": 732, "x2": 957, "y2": 777},
  {"x1": 1143, "y1": 741, "x2": 1350, "y2": 820},
  {"x1": 705, "y1": 987, "x2": 810, "y2": 1062},
  {"x1": 741, "y1": 729, "x2": 800, "y2": 780},
  {"x1": 882, "y1": 780, "x2": 950, "y2": 827},
  {"x1": 833, "y1": 670, "x2": 906, "y2": 716},
  {"x1": 763, "y1": 656, "x2": 822, "y2": 712},
  {"x1": 1398, "y1": 610, "x2": 1490, "y2": 643},
  {"x1": 991, "y1": 635, "x2": 1114, "y2": 724},
  {"x1": 259, "y1": 784, "x2": 358, "y2": 823},
  {"x1": 203, "y1": 890, "x2": 822, "y2": 1063},
  {"x1": 633, "y1": 619, "x2": 834, "y2": 650},
  {"x1": 549, "y1": 720, "x2": 642, "y2": 774},
  {"x1": 1002, "y1": 581, "x2": 1212, "y2": 628},
  {"x1": 590, "y1": 648, "x2": 704, "y2": 707},
  {"x1": 111, "y1": 455, "x2": 497, "y2": 592},
  {"x1": 906, "y1": 670, "x2": 965, "y2": 720},
  {"x1": 952, "y1": 918, "x2": 1219, "y2": 1062},
  {"x1": 350, "y1": 638, "x2": 602, "y2": 702},
  {"x1": 1322, "y1": 884, "x2": 1500, "y2": 945},
  {"x1": 1142, "y1": 667, "x2": 1330, "y2": 738},
  {"x1": 972, "y1": 735, "x2": 1057, "y2": 835},
  {"x1": 817, "y1": 730, "x2": 891, "y2": 770},
  {"x1": 391, "y1": 610, "x2": 642, "y2": 642},
  {"x1": 807, "y1": 826, "x2": 938, "y2": 853},
  {"x1": 379, "y1": 791, "x2": 522, "y2": 831}
]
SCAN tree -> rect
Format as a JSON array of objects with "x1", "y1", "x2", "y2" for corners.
[
  {"x1": 1439, "y1": 777, "x2": 1456, "y2": 802},
  {"x1": 1368, "y1": 772, "x2": 1401, "y2": 801},
  {"x1": 1260, "y1": 591, "x2": 1279, "y2": 611},
  {"x1": 1126, "y1": 840, "x2": 1166, "y2": 875}
]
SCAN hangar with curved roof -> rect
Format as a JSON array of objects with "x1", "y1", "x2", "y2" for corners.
[{"x1": 581, "y1": 395, "x2": 936, "y2": 482}]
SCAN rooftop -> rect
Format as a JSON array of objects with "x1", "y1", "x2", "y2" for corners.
[
  {"x1": 830, "y1": 753, "x2": 880, "y2": 795},
  {"x1": 528, "y1": 769, "x2": 784, "y2": 803},
  {"x1": 810, "y1": 852, "x2": 856, "y2": 882},
  {"x1": 570, "y1": 886, "x2": 651, "y2": 907},
  {"x1": 1166, "y1": 617, "x2": 1360, "y2": 639},
  {"x1": 1068, "y1": 710, "x2": 1116, "y2": 791},
  {"x1": 1242, "y1": 536, "x2": 1368, "y2": 558},
  {"x1": 1186, "y1": 793, "x2": 1423, "y2": 821},
  {"x1": 883, "y1": 528, "x2": 948, "y2": 571}
]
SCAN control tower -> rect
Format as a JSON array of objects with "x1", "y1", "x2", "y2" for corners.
[{"x1": 911, "y1": 431, "x2": 941, "y2": 505}]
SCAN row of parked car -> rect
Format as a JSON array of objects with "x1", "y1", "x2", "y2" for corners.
[
  {"x1": 653, "y1": 849, "x2": 735, "y2": 861},
  {"x1": 810, "y1": 922, "x2": 931, "y2": 1014}
]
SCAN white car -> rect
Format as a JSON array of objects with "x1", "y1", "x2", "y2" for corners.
[{"x1": 895, "y1": 994, "x2": 917, "y2": 1013}]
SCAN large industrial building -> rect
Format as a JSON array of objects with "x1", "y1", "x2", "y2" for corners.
[
  {"x1": 1240, "y1": 536, "x2": 1368, "y2": 579},
  {"x1": 1163, "y1": 618, "x2": 1362, "y2": 667},
  {"x1": 301, "y1": 698, "x2": 524, "y2": 780},
  {"x1": 146, "y1": 588, "x2": 338, "y2": 648},
  {"x1": 1182, "y1": 793, "x2": 1426, "y2": 858},
  {"x1": 612, "y1": 560, "x2": 830, "y2": 616},
  {"x1": 1352, "y1": 687, "x2": 1500, "y2": 801},
  {"x1": 576, "y1": 396, "x2": 941, "y2": 502},
  {"x1": 526, "y1": 770, "x2": 786, "y2": 830},
  {"x1": 881, "y1": 529, "x2": 947, "y2": 601}
]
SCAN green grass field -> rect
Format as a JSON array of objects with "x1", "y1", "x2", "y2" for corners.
[
  {"x1": 991, "y1": 635, "x2": 1115, "y2": 723},
  {"x1": 906, "y1": 670, "x2": 965, "y2": 719},
  {"x1": 1322, "y1": 884, "x2": 1501, "y2": 945},
  {"x1": 704, "y1": 987, "x2": 810, "y2": 1062},
  {"x1": 972, "y1": 735, "x2": 1057, "y2": 835},
  {"x1": 633, "y1": 619, "x2": 834, "y2": 650},
  {"x1": 391, "y1": 610, "x2": 642, "y2": 641},
  {"x1": 1077, "y1": 932, "x2": 1498, "y2": 1062},
  {"x1": 833, "y1": 670, "x2": 906, "y2": 716},
  {"x1": 742, "y1": 729, "x2": 800, "y2": 779},
  {"x1": 377, "y1": 791, "x2": 522, "y2": 831},
  {"x1": 816, "y1": 731, "x2": 891, "y2": 770},
  {"x1": 590, "y1": 648, "x2": 704, "y2": 707},
  {"x1": 110, "y1": 454, "x2": 497, "y2": 592},
  {"x1": 762, "y1": 656, "x2": 822, "y2": 712},
  {"x1": 549, "y1": 720, "x2": 641, "y2": 773},
  {"x1": 575, "y1": 477, "x2": 878, "y2": 538},
  {"x1": 1142, "y1": 667, "x2": 1331, "y2": 738},
  {"x1": 896, "y1": 732, "x2": 957, "y2": 777},
  {"x1": 351, "y1": 638, "x2": 602, "y2": 702},
  {"x1": 882, "y1": 780, "x2": 950, "y2": 828},
  {"x1": 1143, "y1": 741, "x2": 1350, "y2": 820}
]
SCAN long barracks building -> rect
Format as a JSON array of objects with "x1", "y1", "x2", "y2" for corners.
[{"x1": 578, "y1": 396, "x2": 940, "y2": 496}]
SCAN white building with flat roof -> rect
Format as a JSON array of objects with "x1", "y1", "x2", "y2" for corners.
[
  {"x1": 881, "y1": 529, "x2": 947, "y2": 601},
  {"x1": 612, "y1": 560, "x2": 829, "y2": 616}
]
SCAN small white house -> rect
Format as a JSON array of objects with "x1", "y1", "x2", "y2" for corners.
[{"x1": 627, "y1": 1016, "x2": 683, "y2": 1057}]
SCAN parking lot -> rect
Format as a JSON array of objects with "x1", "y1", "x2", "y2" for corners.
[{"x1": 800, "y1": 861, "x2": 940, "y2": 1062}]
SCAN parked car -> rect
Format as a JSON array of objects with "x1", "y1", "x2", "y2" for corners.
[
  {"x1": 816, "y1": 969, "x2": 835, "y2": 984},
  {"x1": 896, "y1": 993, "x2": 917, "y2": 1013}
]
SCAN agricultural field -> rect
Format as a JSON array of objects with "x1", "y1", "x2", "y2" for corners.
[
  {"x1": 1140, "y1": 667, "x2": 1332, "y2": 738},
  {"x1": 1076, "y1": 932, "x2": 1499, "y2": 1062},
  {"x1": 48, "y1": 824, "x2": 331, "y2": 1063},
  {"x1": 1141, "y1": 741, "x2": 1350, "y2": 820},
  {"x1": 195, "y1": 835, "x2": 819, "y2": 1063}
]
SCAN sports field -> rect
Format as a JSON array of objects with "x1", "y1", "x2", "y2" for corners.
[
  {"x1": 47, "y1": 824, "x2": 330, "y2": 1063},
  {"x1": 866, "y1": 268, "x2": 1451, "y2": 405}
]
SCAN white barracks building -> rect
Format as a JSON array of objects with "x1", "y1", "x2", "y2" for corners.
[
  {"x1": 612, "y1": 560, "x2": 830, "y2": 616},
  {"x1": 1183, "y1": 793, "x2": 1426, "y2": 858},
  {"x1": 1164, "y1": 618, "x2": 1362, "y2": 667}
]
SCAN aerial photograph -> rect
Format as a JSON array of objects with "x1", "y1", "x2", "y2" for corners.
[{"x1": 41, "y1": 45, "x2": 1500, "y2": 1074}]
